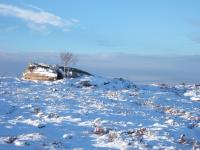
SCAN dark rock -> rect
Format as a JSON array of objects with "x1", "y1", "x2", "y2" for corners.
[
  {"x1": 80, "y1": 81, "x2": 93, "y2": 87},
  {"x1": 48, "y1": 113, "x2": 59, "y2": 118},
  {"x1": 103, "y1": 82, "x2": 110, "y2": 85},
  {"x1": 38, "y1": 124, "x2": 46, "y2": 128},
  {"x1": 4, "y1": 136, "x2": 17, "y2": 144},
  {"x1": 33, "y1": 108, "x2": 40, "y2": 114},
  {"x1": 59, "y1": 66, "x2": 92, "y2": 78}
]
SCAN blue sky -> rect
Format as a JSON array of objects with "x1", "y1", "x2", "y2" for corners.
[{"x1": 0, "y1": 0, "x2": 200, "y2": 54}]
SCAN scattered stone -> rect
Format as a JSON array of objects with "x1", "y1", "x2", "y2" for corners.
[
  {"x1": 103, "y1": 82, "x2": 110, "y2": 85},
  {"x1": 33, "y1": 108, "x2": 40, "y2": 114},
  {"x1": 48, "y1": 113, "x2": 59, "y2": 118},
  {"x1": 80, "y1": 81, "x2": 93, "y2": 87},
  {"x1": 179, "y1": 134, "x2": 186, "y2": 144},
  {"x1": 129, "y1": 92, "x2": 139, "y2": 97},
  {"x1": 135, "y1": 128, "x2": 147, "y2": 136},
  {"x1": 4, "y1": 136, "x2": 17, "y2": 144},
  {"x1": 52, "y1": 88, "x2": 58, "y2": 92},
  {"x1": 108, "y1": 131, "x2": 118, "y2": 142},
  {"x1": 94, "y1": 126, "x2": 106, "y2": 135},
  {"x1": 37, "y1": 124, "x2": 46, "y2": 129},
  {"x1": 24, "y1": 141, "x2": 31, "y2": 146},
  {"x1": 188, "y1": 122, "x2": 198, "y2": 129},
  {"x1": 63, "y1": 134, "x2": 73, "y2": 139},
  {"x1": 127, "y1": 130, "x2": 135, "y2": 135},
  {"x1": 51, "y1": 141, "x2": 63, "y2": 148}
]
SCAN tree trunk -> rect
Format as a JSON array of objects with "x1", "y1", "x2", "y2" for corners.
[{"x1": 64, "y1": 64, "x2": 66, "y2": 77}]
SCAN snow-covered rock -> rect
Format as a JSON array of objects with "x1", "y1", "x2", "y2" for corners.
[
  {"x1": 22, "y1": 63, "x2": 59, "y2": 81},
  {"x1": 22, "y1": 63, "x2": 91, "y2": 81}
]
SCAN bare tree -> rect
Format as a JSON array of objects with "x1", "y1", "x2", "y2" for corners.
[{"x1": 60, "y1": 52, "x2": 77, "y2": 76}]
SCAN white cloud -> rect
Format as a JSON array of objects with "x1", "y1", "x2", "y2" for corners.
[
  {"x1": 27, "y1": 23, "x2": 48, "y2": 32},
  {"x1": 0, "y1": 3, "x2": 78, "y2": 31}
]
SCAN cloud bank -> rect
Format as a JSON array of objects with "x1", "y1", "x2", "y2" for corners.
[{"x1": 0, "y1": 3, "x2": 78, "y2": 31}]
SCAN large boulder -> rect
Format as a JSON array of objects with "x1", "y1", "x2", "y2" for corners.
[
  {"x1": 22, "y1": 63, "x2": 59, "y2": 81},
  {"x1": 22, "y1": 63, "x2": 91, "y2": 81}
]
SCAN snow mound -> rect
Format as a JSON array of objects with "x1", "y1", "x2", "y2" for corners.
[{"x1": 73, "y1": 76, "x2": 137, "y2": 90}]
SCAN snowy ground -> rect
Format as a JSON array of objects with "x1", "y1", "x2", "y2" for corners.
[{"x1": 0, "y1": 76, "x2": 199, "y2": 150}]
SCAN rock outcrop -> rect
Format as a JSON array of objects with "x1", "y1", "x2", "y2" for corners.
[{"x1": 22, "y1": 63, "x2": 91, "y2": 81}]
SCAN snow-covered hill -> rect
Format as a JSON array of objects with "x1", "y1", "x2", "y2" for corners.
[{"x1": 0, "y1": 76, "x2": 199, "y2": 150}]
